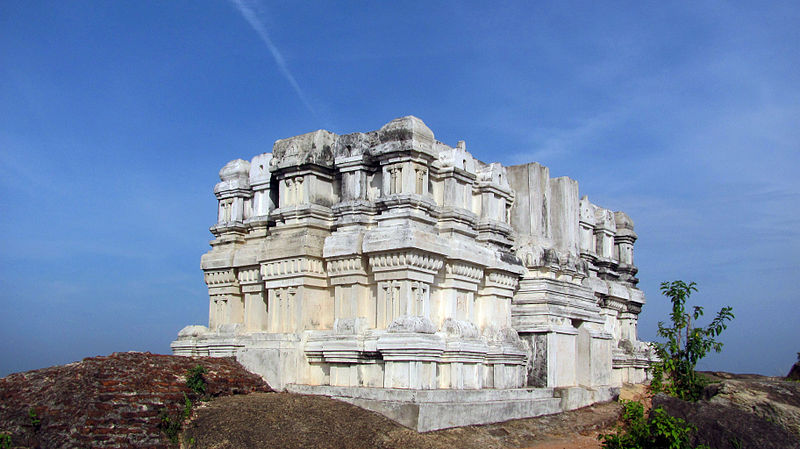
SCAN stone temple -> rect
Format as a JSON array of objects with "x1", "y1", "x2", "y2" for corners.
[{"x1": 172, "y1": 116, "x2": 653, "y2": 431}]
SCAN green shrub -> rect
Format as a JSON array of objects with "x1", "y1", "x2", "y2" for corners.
[
  {"x1": 185, "y1": 365, "x2": 208, "y2": 397},
  {"x1": 651, "y1": 280, "x2": 734, "y2": 401},
  {"x1": 158, "y1": 393, "x2": 193, "y2": 445},
  {"x1": 0, "y1": 433, "x2": 12, "y2": 449},
  {"x1": 599, "y1": 400, "x2": 708, "y2": 449}
]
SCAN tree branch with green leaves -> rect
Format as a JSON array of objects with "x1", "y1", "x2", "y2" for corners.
[{"x1": 651, "y1": 280, "x2": 734, "y2": 401}]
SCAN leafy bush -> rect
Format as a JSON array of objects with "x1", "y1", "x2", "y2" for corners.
[
  {"x1": 651, "y1": 281, "x2": 734, "y2": 401},
  {"x1": 599, "y1": 400, "x2": 708, "y2": 449},
  {"x1": 185, "y1": 365, "x2": 208, "y2": 397}
]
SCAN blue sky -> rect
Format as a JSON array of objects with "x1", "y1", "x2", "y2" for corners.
[{"x1": 1, "y1": 1, "x2": 798, "y2": 377}]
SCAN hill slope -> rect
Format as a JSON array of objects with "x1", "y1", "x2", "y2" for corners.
[
  {"x1": 182, "y1": 392, "x2": 623, "y2": 449},
  {"x1": 0, "y1": 352, "x2": 269, "y2": 448}
]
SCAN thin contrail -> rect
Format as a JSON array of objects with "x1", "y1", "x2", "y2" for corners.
[{"x1": 229, "y1": 0, "x2": 317, "y2": 118}]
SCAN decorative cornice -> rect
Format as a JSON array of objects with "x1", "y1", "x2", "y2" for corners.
[
  {"x1": 327, "y1": 256, "x2": 367, "y2": 277},
  {"x1": 485, "y1": 270, "x2": 519, "y2": 290},
  {"x1": 445, "y1": 261, "x2": 484, "y2": 282},
  {"x1": 237, "y1": 267, "x2": 261, "y2": 285},
  {"x1": 369, "y1": 250, "x2": 444, "y2": 275},
  {"x1": 204, "y1": 269, "x2": 237, "y2": 286},
  {"x1": 261, "y1": 257, "x2": 326, "y2": 279}
]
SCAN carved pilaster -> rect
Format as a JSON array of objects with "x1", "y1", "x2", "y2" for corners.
[{"x1": 204, "y1": 268, "x2": 243, "y2": 330}]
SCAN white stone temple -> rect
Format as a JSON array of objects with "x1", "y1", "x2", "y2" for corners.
[{"x1": 172, "y1": 116, "x2": 653, "y2": 431}]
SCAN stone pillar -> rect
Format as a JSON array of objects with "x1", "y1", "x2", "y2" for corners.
[
  {"x1": 368, "y1": 250, "x2": 443, "y2": 330},
  {"x1": 331, "y1": 154, "x2": 377, "y2": 229},
  {"x1": 248, "y1": 153, "x2": 274, "y2": 216},
  {"x1": 432, "y1": 261, "x2": 483, "y2": 328},
  {"x1": 204, "y1": 268, "x2": 243, "y2": 330},
  {"x1": 594, "y1": 208, "x2": 616, "y2": 260},
  {"x1": 261, "y1": 257, "x2": 331, "y2": 333},
  {"x1": 376, "y1": 279, "x2": 431, "y2": 327},
  {"x1": 475, "y1": 269, "x2": 517, "y2": 329},
  {"x1": 327, "y1": 255, "x2": 375, "y2": 327},
  {"x1": 279, "y1": 175, "x2": 305, "y2": 207},
  {"x1": 238, "y1": 266, "x2": 268, "y2": 332},
  {"x1": 548, "y1": 326, "x2": 578, "y2": 387},
  {"x1": 211, "y1": 159, "x2": 252, "y2": 239},
  {"x1": 506, "y1": 162, "x2": 551, "y2": 240},
  {"x1": 383, "y1": 164, "x2": 404, "y2": 195},
  {"x1": 614, "y1": 212, "x2": 637, "y2": 266},
  {"x1": 549, "y1": 177, "x2": 580, "y2": 256},
  {"x1": 578, "y1": 196, "x2": 596, "y2": 261},
  {"x1": 574, "y1": 321, "x2": 613, "y2": 387},
  {"x1": 474, "y1": 163, "x2": 515, "y2": 248},
  {"x1": 339, "y1": 161, "x2": 368, "y2": 201},
  {"x1": 591, "y1": 331, "x2": 614, "y2": 386},
  {"x1": 376, "y1": 280, "x2": 402, "y2": 328}
]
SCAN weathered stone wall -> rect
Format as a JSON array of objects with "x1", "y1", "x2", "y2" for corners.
[{"x1": 0, "y1": 352, "x2": 269, "y2": 448}]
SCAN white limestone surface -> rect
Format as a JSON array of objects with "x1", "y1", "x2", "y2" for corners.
[{"x1": 172, "y1": 116, "x2": 654, "y2": 428}]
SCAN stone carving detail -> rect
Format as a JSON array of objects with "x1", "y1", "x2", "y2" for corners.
[
  {"x1": 369, "y1": 251, "x2": 444, "y2": 274},
  {"x1": 173, "y1": 116, "x2": 653, "y2": 426},
  {"x1": 445, "y1": 262, "x2": 484, "y2": 281},
  {"x1": 326, "y1": 256, "x2": 366, "y2": 276},
  {"x1": 261, "y1": 257, "x2": 325, "y2": 278},
  {"x1": 204, "y1": 269, "x2": 236, "y2": 286},
  {"x1": 237, "y1": 267, "x2": 260, "y2": 284},
  {"x1": 485, "y1": 271, "x2": 518, "y2": 290}
]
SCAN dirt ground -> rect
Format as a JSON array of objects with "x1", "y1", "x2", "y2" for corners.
[
  {"x1": 181, "y1": 377, "x2": 800, "y2": 449},
  {"x1": 181, "y1": 390, "x2": 629, "y2": 449}
]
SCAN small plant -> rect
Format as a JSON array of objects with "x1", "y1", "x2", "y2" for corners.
[
  {"x1": 599, "y1": 400, "x2": 708, "y2": 449},
  {"x1": 0, "y1": 432, "x2": 12, "y2": 449},
  {"x1": 183, "y1": 393, "x2": 193, "y2": 419},
  {"x1": 160, "y1": 365, "x2": 208, "y2": 447},
  {"x1": 158, "y1": 409, "x2": 182, "y2": 445},
  {"x1": 28, "y1": 408, "x2": 41, "y2": 429},
  {"x1": 185, "y1": 365, "x2": 208, "y2": 397},
  {"x1": 651, "y1": 280, "x2": 734, "y2": 401},
  {"x1": 158, "y1": 394, "x2": 193, "y2": 445}
]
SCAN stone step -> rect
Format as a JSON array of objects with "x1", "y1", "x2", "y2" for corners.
[
  {"x1": 286, "y1": 384, "x2": 562, "y2": 432},
  {"x1": 287, "y1": 384, "x2": 555, "y2": 402}
]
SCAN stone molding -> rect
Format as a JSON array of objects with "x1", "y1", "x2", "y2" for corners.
[{"x1": 368, "y1": 250, "x2": 444, "y2": 277}]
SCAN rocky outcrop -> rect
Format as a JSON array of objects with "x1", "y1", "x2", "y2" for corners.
[
  {"x1": 653, "y1": 376, "x2": 800, "y2": 449},
  {"x1": 0, "y1": 352, "x2": 270, "y2": 448}
]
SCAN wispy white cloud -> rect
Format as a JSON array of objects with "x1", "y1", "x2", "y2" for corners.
[
  {"x1": 229, "y1": 0, "x2": 318, "y2": 119},
  {"x1": 512, "y1": 108, "x2": 630, "y2": 165}
]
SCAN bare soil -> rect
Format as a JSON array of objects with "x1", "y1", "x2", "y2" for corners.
[{"x1": 182, "y1": 392, "x2": 624, "y2": 449}]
